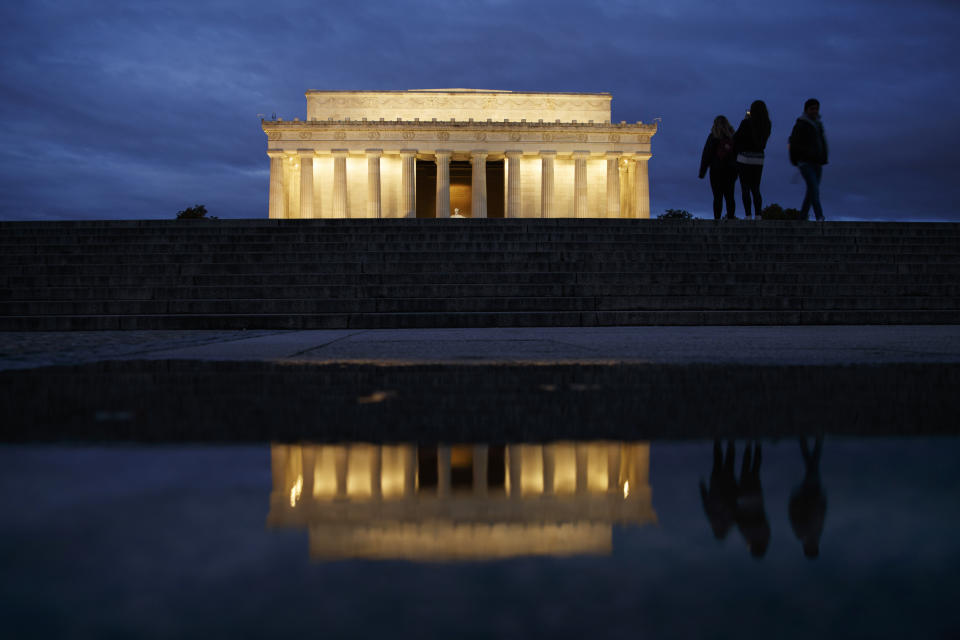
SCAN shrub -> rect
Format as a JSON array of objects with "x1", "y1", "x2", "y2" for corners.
[
  {"x1": 176, "y1": 204, "x2": 210, "y2": 219},
  {"x1": 760, "y1": 203, "x2": 807, "y2": 220},
  {"x1": 657, "y1": 208, "x2": 694, "y2": 220}
]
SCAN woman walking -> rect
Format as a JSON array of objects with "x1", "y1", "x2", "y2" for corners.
[
  {"x1": 734, "y1": 100, "x2": 771, "y2": 220},
  {"x1": 699, "y1": 116, "x2": 738, "y2": 220}
]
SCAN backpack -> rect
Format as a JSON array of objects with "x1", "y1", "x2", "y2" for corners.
[{"x1": 716, "y1": 137, "x2": 734, "y2": 161}]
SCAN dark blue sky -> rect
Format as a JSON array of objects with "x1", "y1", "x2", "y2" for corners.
[{"x1": 2, "y1": 0, "x2": 958, "y2": 222}]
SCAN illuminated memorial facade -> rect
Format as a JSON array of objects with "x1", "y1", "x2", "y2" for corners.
[
  {"x1": 262, "y1": 90, "x2": 657, "y2": 219},
  {"x1": 268, "y1": 442, "x2": 654, "y2": 561}
]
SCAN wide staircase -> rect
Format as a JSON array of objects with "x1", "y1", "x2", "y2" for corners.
[{"x1": 1, "y1": 219, "x2": 959, "y2": 330}]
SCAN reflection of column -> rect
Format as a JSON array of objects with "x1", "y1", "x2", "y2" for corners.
[
  {"x1": 271, "y1": 444, "x2": 288, "y2": 489},
  {"x1": 298, "y1": 150, "x2": 314, "y2": 220},
  {"x1": 608, "y1": 445, "x2": 621, "y2": 492},
  {"x1": 574, "y1": 150, "x2": 589, "y2": 218},
  {"x1": 542, "y1": 444, "x2": 556, "y2": 494},
  {"x1": 606, "y1": 152, "x2": 621, "y2": 218},
  {"x1": 334, "y1": 445, "x2": 348, "y2": 498},
  {"x1": 473, "y1": 445, "x2": 488, "y2": 496},
  {"x1": 366, "y1": 149, "x2": 382, "y2": 219},
  {"x1": 438, "y1": 445, "x2": 451, "y2": 498},
  {"x1": 400, "y1": 149, "x2": 416, "y2": 218},
  {"x1": 371, "y1": 447, "x2": 382, "y2": 498},
  {"x1": 575, "y1": 444, "x2": 588, "y2": 494},
  {"x1": 540, "y1": 151, "x2": 555, "y2": 218},
  {"x1": 435, "y1": 150, "x2": 451, "y2": 218},
  {"x1": 634, "y1": 153, "x2": 651, "y2": 219},
  {"x1": 506, "y1": 150, "x2": 522, "y2": 218},
  {"x1": 332, "y1": 149, "x2": 348, "y2": 219},
  {"x1": 508, "y1": 445, "x2": 523, "y2": 498},
  {"x1": 268, "y1": 150, "x2": 286, "y2": 219},
  {"x1": 301, "y1": 447, "x2": 315, "y2": 498},
  {"x1": 470, "y1": 151, "x2": 488, "y2": 218},
  {"x1": 404, "y1": 446, "x2": 416, "y2": 496}
]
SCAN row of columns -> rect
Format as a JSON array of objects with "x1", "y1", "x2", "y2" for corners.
[{"x1": 268, "y1": 149, "x2": 650, "y2": 219}]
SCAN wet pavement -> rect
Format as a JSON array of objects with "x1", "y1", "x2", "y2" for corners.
[{"x1": 2, "y1": 325, "x2": 960, "y2": 370}]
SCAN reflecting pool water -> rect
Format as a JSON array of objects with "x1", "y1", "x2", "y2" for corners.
[{"x1": 1, "y1": 438, "x2": 959, "y2": 639}]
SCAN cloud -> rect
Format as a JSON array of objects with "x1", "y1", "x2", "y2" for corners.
[{"x1": 0, "y1": 0, "x2": 958, "y2": 220}]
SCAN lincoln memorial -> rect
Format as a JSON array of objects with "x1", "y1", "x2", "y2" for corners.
[{"x1": 263, "y1": 90, "x2": 657, "y2": 219}]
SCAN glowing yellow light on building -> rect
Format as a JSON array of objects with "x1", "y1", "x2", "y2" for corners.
[
  {"x1": 623, "y1": 480, "x2": 630, "y2": 499},
  {"x1": 290, "y1": 475, "x2": 303, "y2": 507}
]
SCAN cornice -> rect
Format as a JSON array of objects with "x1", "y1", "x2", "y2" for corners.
[{"x1": 261, "y1": 119, "x2": 657, "y2": 144}]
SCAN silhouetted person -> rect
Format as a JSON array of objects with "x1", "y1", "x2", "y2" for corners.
[
  {"x1": 736, "y1": 441, "x2": 770, "y2": 557},
  {"x1": 789, "y1": 98, "x2": 829, "y2": 221},
  {"x1": 699, "y1": 115, "x2": 738, "y2": 220},
  {"x1": 789, "y1": 437, "x2": 827, "y2": 558},
  {"x1": 734, "y1": 100, "x2": 771, "y2": 220},
  {"x1": 700, "y1": 440, "x2": 738, "y2": 540}
]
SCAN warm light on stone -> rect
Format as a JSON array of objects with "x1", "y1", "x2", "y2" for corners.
[{"x1": 264, "y1": 90, "x2": 656, "y2": 220}]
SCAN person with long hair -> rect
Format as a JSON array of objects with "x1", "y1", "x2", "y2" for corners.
[
  {"x1": 698, "y1": 115, "x2": 738, "y2": 220},
  {"x1": 734, "y1": 100, "x2": 771, "y2": 220}
]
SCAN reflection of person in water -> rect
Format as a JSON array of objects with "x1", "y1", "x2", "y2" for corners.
[
  {"x1": 736, "y1": 441, "x2": 771, "y2": 558},
  {"x1": 789, "y1": 437, "x2": 827, "y2": 558},
  {"x1": 699, "y1": 440, "x2": 737, "y2": 540}
]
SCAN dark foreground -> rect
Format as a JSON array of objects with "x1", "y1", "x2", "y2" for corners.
[
  {"x1": 2, "y1": 356, "x2": 959, "y2": 639},
  {"x1": 1, "y1": 360, "x2": 958, "y2": 442},
  {"x1": 1, "y1": 438, "x2": 958, "y2": 639}
]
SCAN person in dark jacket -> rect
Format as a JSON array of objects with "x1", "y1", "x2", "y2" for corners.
[
  {"x1": 789, "y1": 98, "x2": 829, "y2": 221},
  {"x1": 699, "y1": 115, "x2": 738, "y2": 220},
  {"x1": 734, "y1": 100, "x2": 771, "y2": 220}
]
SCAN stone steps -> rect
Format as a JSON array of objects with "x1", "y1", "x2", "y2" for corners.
[{"x1": 2, "y1": 218, "x2": 959, "y2": 328}]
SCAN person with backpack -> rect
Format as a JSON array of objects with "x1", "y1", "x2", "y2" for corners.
[
  {"x1": 789, "y1": 98, "x2": 829, "y2": 222},
  {"x1": 699, "y1": 116, "x2": 738, "y2": 220},
  {"x1": 734, "y1": 100, "x2": 772, "y2": 220}
]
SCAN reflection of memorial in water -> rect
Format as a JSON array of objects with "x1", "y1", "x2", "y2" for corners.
[{"x1": 269, "y1": 442, "x2": 655, "y2": 560}]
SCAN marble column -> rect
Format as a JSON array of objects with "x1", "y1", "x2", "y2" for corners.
[
  {"x1": 267, "y1": 150, "x2": 286, "y2": 219},
  {"x1": 332, "y1": 149, "x2": 348, "y2": 219},
  {"x1": 574, "y1": 150, "x2": 589, "y2": 218},
  {"x1": 298, "y1": 150, "x2": 314, "y2": 220},
  {"x1": 400, "y1": 149, "x2": 416, "y2": 218},
  {"x1": 470, "y1": 151, "x2": 488, "y2": 218},
  {"x1": 606, "y1": 152, "x2": 621, "y2": 219},
  {"x1": 435, "y1": 150, "x2": 452, "y2": 218},
  {"x1": 540, "y1": 151, "x2": 555, "y2": 218},
  {"x1": 366, "y1": 149, "x2": 382, "y2": 219},
  {"x1": 634, "y1": 153, "x2": 651, "y2": 219},
  {"x1": 506, "y1": 151, "x2": 522, "y2": 218}
]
